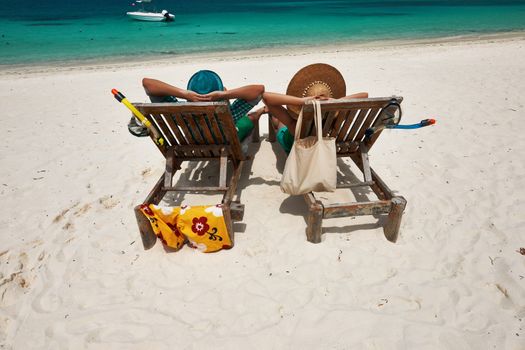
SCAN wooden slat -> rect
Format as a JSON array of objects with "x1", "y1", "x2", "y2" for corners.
[
  {"x1": 181, "y1": 112, "x2": 212, "y2": 157},
  {"x1": 162, "y1": 112, "x2": 189, "y2": 158},
  {"x1": 300, "y1": 110, "x2": 315, "y2": 138},
  {"x1": 172, "y1": 144, "x2": 230, "y2": 153},
  {"x1": 328, "y1": 111, "x2": 344, "y2": 138},
  {"x1": 346, "y1": 109, "x2": 369, "y2": 143},
  {"x1": 136, "y1": 113, "x2": 166, "y2": 157},
  {"x1": 348, "y1": 107, "x2": 382, "y2": 154},
  {"x1": 150, "y1": 113, "x2": 174, "y2": 147},
  {"x1": 163, "y1": 186, "x2": 228, "y2": 192},
  {"x1": 174, "y1": 114, "x2": 203, "y2": 157},
  {"x1": 336, "y1": 109, "x2": 359, "y2": 142},
  {"x1": 195, "y1": 114, "x2": 219, "y2": 156},
  {"x1": 336, "y1": 181, "x2": 374, "y2": 188},
  {"x1": 206, "y1": 111, "x2": 225, "y2": 144},
  {"x1": 354, "y1": 108, "x2": 381, "y2": 143},
  {"x1": 322, "y1": 110, "x2": 338, "y2": 137},
  {"x1": 323, "y1": 200, "x2": 391, "y2": 218}
]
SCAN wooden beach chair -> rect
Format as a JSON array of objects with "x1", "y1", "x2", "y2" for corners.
[
  {"x1": 269, "y1": 97, "x2": 407, "y2": 243},
  {"x1": 131, "y1": 101, "x2": 258, "y2": 249}
]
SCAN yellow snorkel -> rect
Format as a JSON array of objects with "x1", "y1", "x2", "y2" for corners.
[{"x1": 111, "y1": 88, "x2": 165, "y2": 146}]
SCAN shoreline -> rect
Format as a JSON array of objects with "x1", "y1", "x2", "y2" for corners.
[{"x1": 1, "y1": 30, "x2": 525, "y2": 76}]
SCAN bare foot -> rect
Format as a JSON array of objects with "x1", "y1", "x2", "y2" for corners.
[{"x1": 248, "y1": 105, "x2": 269, "y2": 123}]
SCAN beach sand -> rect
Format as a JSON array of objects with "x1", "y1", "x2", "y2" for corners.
[{"x1": 1, "y1": 36, "x2": 524, "y2": 349}]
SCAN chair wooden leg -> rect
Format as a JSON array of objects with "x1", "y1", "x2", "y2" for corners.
[
  {"x1": 268, "y1": 113, "x2": 276, "y2": 143},
  {"x1": 134, "y1": 205, "x2": 157, "y2": 250},
  {"x1": 251, "y1": 118, "x2": 260, "y2": 143},
  {"x1": 306, "y1": 201, "x2": 324, "y2": 243},
  {"x1": 222, "y1": 204, "x2": 234, "y2": 247},
  {"x1": 230, "y1": 201, "x2": 245, "y2": 222},
  {"x1": 383, "y1": 196, "x2": 407, "y2": 242}
]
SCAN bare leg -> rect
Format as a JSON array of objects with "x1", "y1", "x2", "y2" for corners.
[
  {"x1": 270, "y1": 116, "x2": 281, "y2": 129},
  {"x1": 266, "y1": 104, "x2": 296, "y2": 135}
]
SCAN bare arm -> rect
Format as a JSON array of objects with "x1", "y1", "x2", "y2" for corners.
[
  {"x1": 203, "y1": 84, "x2": 264, "y2": 101},
  {"x1": 142, "y1": 78, "x2": 205, "y2": 102},
  {"x1": 262, "y1": 91, "x2": 311, "y2": 106},
  {"x1": 344, "y1": 92, "x2": 369, "y2": 99}
]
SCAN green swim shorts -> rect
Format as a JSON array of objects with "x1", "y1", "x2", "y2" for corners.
[
  {"x1": 235, "y1": 115, "x2": 255, "y2": 142},
  {"x1": 277, "y1": 126, "x2": 294, "y2": 154}
]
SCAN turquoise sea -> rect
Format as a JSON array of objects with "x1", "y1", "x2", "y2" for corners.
[{"x1": 1, "y1": 0, "x2": 525, "y2": 66}]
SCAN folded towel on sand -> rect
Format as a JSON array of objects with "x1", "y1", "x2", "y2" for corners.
[{"x1": 140, "y1": 204, "x2": 232, "y2": 253}]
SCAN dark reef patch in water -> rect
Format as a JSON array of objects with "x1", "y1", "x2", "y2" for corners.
[
  {"x1": 26, "y1": 22, "x2": 72, "y2": 27},
  {"x1": 323, "y1": 12, "x2": 410, "y2": 17}
]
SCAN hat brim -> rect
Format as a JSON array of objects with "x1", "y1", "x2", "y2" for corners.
[
  {"x1": 187, "y1": 70, "x2": 224, "y2": 95},
  {"x1": 286, "y1": 63, "x2": 346, "y2": 115}
]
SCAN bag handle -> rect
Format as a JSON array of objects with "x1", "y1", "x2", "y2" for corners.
[
  {"x1": 313, "y1": 99, "x2": 322, "y2": 141},
  {"x1": 294, "y1": 99, "x2": 323, "y2": 141}
]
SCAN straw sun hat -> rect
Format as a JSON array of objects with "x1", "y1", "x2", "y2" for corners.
[{"x1": 286, "y1": 63, "x2": 346, "y2": 115}]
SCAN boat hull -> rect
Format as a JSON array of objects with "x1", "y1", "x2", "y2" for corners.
[{"x1": 126, "y1": 11, "x2": 175, "y2": 22}]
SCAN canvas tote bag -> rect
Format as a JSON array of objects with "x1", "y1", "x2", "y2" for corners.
[{"x1": 280, "y1": 99, "x2": 337, "y2": 195}]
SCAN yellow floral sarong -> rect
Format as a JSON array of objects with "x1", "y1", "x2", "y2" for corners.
[{"x1": 140, "y1": 204, "x2": 232, "y2": 253}]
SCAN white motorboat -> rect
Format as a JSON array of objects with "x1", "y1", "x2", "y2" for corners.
[
  {"x1": 127, "y1": 0, "x2": 174, "y2": 22},
  {"x1": 126, "y1": 10, "x2": 174, "y2": 22}
]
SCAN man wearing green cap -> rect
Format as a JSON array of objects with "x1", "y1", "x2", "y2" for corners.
[{"x1": 128, "y1": 70, "x2": 267, "y2": 142}]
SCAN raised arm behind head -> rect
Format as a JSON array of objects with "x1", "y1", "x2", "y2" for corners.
[
  {"x1": 142, "y1": 77, "x2": 207, "y2": 102},
  {"x1": 202, "y1": 84, "x2": 265, "y2": 102}
]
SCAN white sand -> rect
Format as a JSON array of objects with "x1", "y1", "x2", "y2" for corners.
[{"x1": 1, "y1": 36, "x2": 524, "y2": 349}]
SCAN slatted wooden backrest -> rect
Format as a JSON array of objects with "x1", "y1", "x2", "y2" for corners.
[
  {"x1": 298, "y1": 97, "x2": 403, "y2": 155},
  {"x1": 133, "y1": 101, "x2": 244, "y2": 161}
]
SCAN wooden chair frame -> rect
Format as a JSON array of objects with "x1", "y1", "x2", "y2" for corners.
[
  {"x1": 131, "y1": 101, "x2": 257, "y2": 249},
  {"x1": 269, "y1": 97, "x2": 407, "y2": 243}
]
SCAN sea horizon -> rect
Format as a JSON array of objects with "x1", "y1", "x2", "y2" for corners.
[{"x1": 1, "y1": 0, "x2": 525, "y2": 66}]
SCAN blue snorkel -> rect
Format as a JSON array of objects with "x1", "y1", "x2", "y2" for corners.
[
  {"x1": 365, "y1": 99, "x2": 436, "y2": 138},
  {"x1": 387, "y1": 118, "x2": 436, "y2": 129}
]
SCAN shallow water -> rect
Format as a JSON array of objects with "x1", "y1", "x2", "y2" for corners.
[{"x1": 1, "y1": 0, "x2": 525, "y2": 65}]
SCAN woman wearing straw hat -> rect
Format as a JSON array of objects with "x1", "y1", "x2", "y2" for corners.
[{"x1": 262, "y1": 63, "x2": 368, "y2": 154}]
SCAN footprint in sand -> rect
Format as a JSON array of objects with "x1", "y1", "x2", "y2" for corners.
[
  {"x1": 0, "y1": 251, "x2": 32, "y2": 307},
  {"x1": 62, "y1": 222, "x2": 74, "y2": 231},
  {"x1": 52, "y1": 201, "x2": 80, "y2": 223},
  {"x1": 141, "y1": 167, "x2": 152, "y2": 178},
  {"x1": 99, "y1": 195, "x2": 119, "y2": 209},
  {"x1": 74, "y1": 203, "x2": 91, "y2": 216}
]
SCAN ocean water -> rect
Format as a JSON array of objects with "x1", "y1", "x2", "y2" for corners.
[{"x1": 1, "y1": 0, "x2": 525, "y2": 65}]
